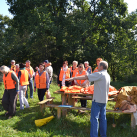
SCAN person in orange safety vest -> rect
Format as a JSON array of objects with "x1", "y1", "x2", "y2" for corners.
[
  {"x1": 25, "y1": 60, "x2": 34, "y2": 99},
  {"x1": 9, "y1": 60, "x2": 16, "y2": 72},
  {"x1": 84, "y1": 61, "x2": 92, "y2": 74},
  {"x1": 74, "y1": 63, "x2": 89, "y2": 108},
  {"x1": 57, "y1": 61, "x2": 71, "y2": 88},
  {"x1": 0, "y1": 65, "x2": 19, "y2": 119},
  {"x1": 74, "y1": 64, "x2": 89, "y2": 88},
  {"x1": 34, "y1": 63, "x2": 49, "y2": 101},
  {"x1": 93, "y1": 58, "x2": 103, "y2": 73},
  {"x1": 69, "y1": 60, "x2": 78, "y2": 86},
  {"x1": 18, "y1": 63, "x2": 30, "y2": 109}
]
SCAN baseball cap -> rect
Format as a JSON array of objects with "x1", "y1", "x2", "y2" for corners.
[{"x1": 44, "y1": 60, "x2": 49, "y2": 63}]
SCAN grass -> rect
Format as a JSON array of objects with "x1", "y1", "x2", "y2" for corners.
[{"x1": 0, "y1": 81, "x2": 137, "y2": 137}]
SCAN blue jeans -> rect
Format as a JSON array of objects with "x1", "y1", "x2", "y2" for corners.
[
  {"x1": 90, "y1": 101, "x2": 107, "y2": 137},
  {"x1": 26, "y1": 79, "x2": 33, "y2": 98}
]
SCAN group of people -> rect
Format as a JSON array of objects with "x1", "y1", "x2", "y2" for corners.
[
  {"x1": 0, "y1": 59, "x2": 53, "y2": 119},
  {"x1": 0, "y1": 57, "x2": 110, "y2": 137},
  {"x1": 65, "y1": 59, "x2": 110, "y2": 137},
  {"x1": 57, "y1": 58, "x2": 110, "y2": 137},
  {"x1": 57, "y1": 58, "x2": 103, "y2": 108}
]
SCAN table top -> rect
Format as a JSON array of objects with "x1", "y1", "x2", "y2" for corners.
[{"x1": 53, "y1": 90, "x2": 93, "y2": 96}]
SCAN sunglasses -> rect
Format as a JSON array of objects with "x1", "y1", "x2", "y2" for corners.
[{"x1": 78, "y1": 66, "x2": 82, "y2": 68}]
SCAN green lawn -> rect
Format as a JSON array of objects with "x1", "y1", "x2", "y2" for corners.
[{"x1": 0, "y1": 81, "x2": 137, "y2": 137}]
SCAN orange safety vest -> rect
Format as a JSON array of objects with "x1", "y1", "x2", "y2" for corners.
[
  {"x1": 76, "y1": 70, "x2": 86, "y2": 85},
  {"x1": 35, "y1": 71, "x2": 47, "y2": 89},
  {"x1": 93, "y1": 67, "x2": 98, "y2": 73},
  {"x1": 59, "y1": 67, "x2": 70, "y2": 81},
  {"x1": 10, "y1": 65, "x2": 16, "y2": 72},
  {"x1": 70, "y1": 66, "x2": 78, "y2": 77},
  {"x1": 20, "y1": 70, "x2": 29, "y2": 86},
  {"x1": 85, "y1": 66, "x2": 90, "y2": 71},
  {"x1": 3, "y1": 71, "x2": 16, "y2": 89},
  {"x1": 26, "y1": 66, "x2": 34, "y2": 75}
]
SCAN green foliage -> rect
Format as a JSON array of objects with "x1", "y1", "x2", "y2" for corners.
[
  {"x1": 124, "y1": 70, "x2": 137, "y2": 83},
  {"x1": 1, "y1": 0, "x2": 137, "y2": 79}
]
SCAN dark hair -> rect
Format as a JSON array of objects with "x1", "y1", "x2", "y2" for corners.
[
  {"x1": 39, "y1": 63, "x2": 45, "y2": 69},
  {"x1": 19, "y1": 63, "x2": 26, "y2": 68},
  {"x1": 63, "y1": 61, "x2": 68, "y2": 66}
]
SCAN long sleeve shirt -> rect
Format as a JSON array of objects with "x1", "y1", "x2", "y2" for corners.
[
  {"x1": 87, "y1": 69, "x2": 110, "y2": 103},
  {"x1": 10, "y1": 72, "x2": 19, "y2": 92},
  {"x1": 45, "y1": 66, "x2": 53, "y2": 82},
  {"x1": 85, "y1": 66, "x2": 92, "y2": 74}
]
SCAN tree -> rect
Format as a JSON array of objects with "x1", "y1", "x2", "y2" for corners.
[{"x1": 3, "y1": 0, "x2": 137, "y2": 81}]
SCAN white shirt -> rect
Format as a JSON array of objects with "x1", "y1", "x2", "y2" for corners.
[
  {"x1": 45, "y1": 66, "x2": 53, "y2": 82},
  {"x1": 61, "y1": 66, "x2": 68, "y2": 86},
  {"x1": 87, "y1": 69, "x2": 110, "y2": 103}
]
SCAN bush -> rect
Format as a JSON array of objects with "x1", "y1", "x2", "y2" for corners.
[{"x1": 124, "y1": 74, "x2": 137, "y2": 83}]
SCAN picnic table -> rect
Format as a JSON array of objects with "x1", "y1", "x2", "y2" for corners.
[
  {"x1": 53, "y1": 90, "x2": 115, "y2": 106},
  {"x1": 53, "y1": 90, "x2": 93, "y2": 107},
  {"x1": 37, "y1": 89, "x2": 136, "y2": 129}
]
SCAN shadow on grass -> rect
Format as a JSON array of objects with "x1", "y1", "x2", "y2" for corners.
[
  {"x1": 12, "y1": 105, "x2": 91, "y2": 137},
  {"x1": 107, "y1": 113, "x2": 137, "y2": 137},
  {"x1": 0, "y1": 103, "x2": 8, "y2": 120},
  {"x1": 1, "y1": 102, "x2": 137, "y2": 137}
]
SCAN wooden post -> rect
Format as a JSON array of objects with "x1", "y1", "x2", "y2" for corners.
[
  {"x1": 50, "y1": 100, "x2": 53, "y2": 104},
  {"x1": 57, "y1": 108, "x2": 61, "y2": 119},
  {"x1": 131, "y1": 113, "x2": 136, "y2": 129},
  {"x1": 72, "y1": 98, "x2": 75, "y2": 107},
  {"x1": 61, "y1": 94, "x2": 68, "y2": 116},
  {"x1": 61, "y1": 94, "x2": 66, "y2": 105},
  {"x1": 68, "y1": 94, "x2": 74, "y2": 106},
  {"x1": 62, "y1": 109, "x2": 67, "y2": 117},
  {"x1": 40, "y1": 104, "x2": 45, "y2": 113}
]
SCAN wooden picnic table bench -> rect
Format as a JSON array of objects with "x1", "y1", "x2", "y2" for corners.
[
  {"x1": 72, "y1": 96, "x2": 92, "y2": 100},
  {"x1": 72, "y1": 96, "x2": 115, "y2": 101},
  {"x1": 37, "y1": 97, "x2": 55, "y2": 112},
  {"x1": 53, "y1": 90, "x2": 93, "y2": 106},
  {"x1": 53, "y1": 91, "x2": 115, "y2": 106}
]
